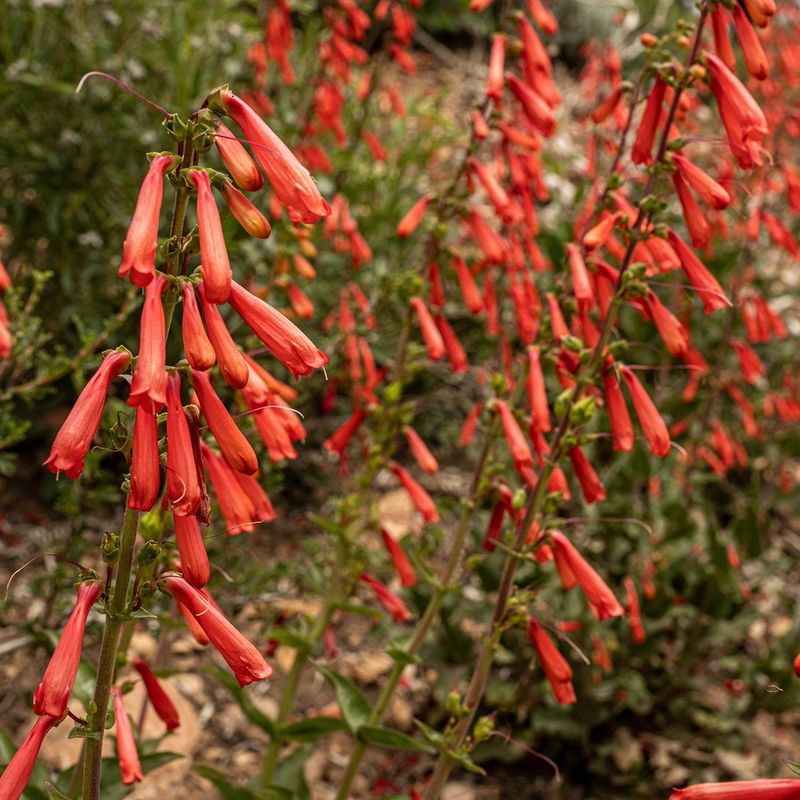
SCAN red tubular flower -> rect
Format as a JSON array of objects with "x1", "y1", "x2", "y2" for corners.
[
  {"x1": 220, "y1": 181, "x2": 271, "y2": 239},
  {"x1": 667, "y1": 231, "x2": 731, "y2": 313},
  {"x1": 546, "y1": 293, "x2": 569, "y2": 342},
  {"x1": 730, "y1": 337, "x2": 766, "y2": 384},
  {"x1": 643, "y1": 290, "x2": 690, "y2": 357},
  {"x1": 119, "y1": 155, "x2": 176, "y2": 287},
  {"x1": 711, "y1": 6, "x2": 736, "y2": 70},
  {"x1": 180, "y1": 283, "x2": 216, "y2": 371},
  {"x1": 0, "y1": 258, "x2": 10, "y2": 291},
  {"x1": 495, "y1": 400, "x2": 535, "y2": 476},
  {"x1": 165, "y1": 373, "x2": 201, "y2": 517},
  {"x1": 0, "y1": 716, "x2": 58, "y2": 800},
  {"x1": 380, "y1": 528, "x2": 417, "y2": 587},
  {"x1": 228, "y1": 280, "x2": 327, "y2": 379},
  {"x1": 404, "y1": 426, "x2": 439, "y2": 474},
  {"x1": 527, "y1": 618, "x2": 576, "y2": 705},
  {"x1": 198, "y1": 282, "x2": 249, "y2": 388},
  {"x1": 631, "y1": 78, "x2": 666, "y2": 165},
  {"x1": 186, "y1": 170, "x2": 232, "y2": 304},
  {"x1": 569, "y1": 447, "x2": 606, "y2": 503},
  {"x1": 527, "y1": 0, "x2": 558, "y2": 35},
  {"x1": 551, "y1": 532, "x2": 624, "y2": 620},
  {"x1": 397, "y1": 195, "x2": 431, "y2": 238},
  {"x1": 621, "y1": 367, "x2": 671, "y2": 458},
  {"x1": 668, "y1": 780, "x2": 800, "y2": 799},
  {"x1": 624, "y1": 577, "x2": 645, "y2": 644},
  {"x1": 460, "y1": 402, "x2": 482, "y2": 446},
  {"x1": 174, "y1": 513, "x2": 210, "y2": 588},
  {"x1": 591, "y1": 87, "x2": 622, "y2": 124},
  {"x1": 527, "y1": 346, "x2": 551, "y2": 433},
  {"x1": 603, "y1": 372, "x2": 634, "y2": 452},
  {"x1": 409, "y1": 296, "x2": 445, "y2": 361},
  {"x1": 287, "y1": 282, "x2": 314, "y2": 320},
  {"x1": 469, "y1": 159, "x2": 511, "y2": 219},
  {"x1": 201, "y1": 442, "x2": 261, "y2": 533},
  {"x1": 671, "y1": 154, "x2": 731, "y2": 210},
  {"x1": 112, "y1": 688, "x2": 143, "y2": 785},
  {"x1": 507, "y1": 74, "x2": 557, "y2": 137},
  {"x1": 673, "y1": 170, "x2": 711, "y2": 249},
  {"x1": 213, "y1": 121, "x2": 263, "y2": 192},
  {"x1": 324, "y1": 409, "x2": 366, "y2": 459},
  {"x1": 435, "y1": 315, "x2": 469, "y2": 373},
  {"x1": 731, "y1": 4, "x2": 769, "y2": 80},
  {"x1": 360, "y1": 573, "x2": 412, "y2": 622},
  {"x1": 486, "y1": 33, "x2": 505, "y2": 101},
  {"x1": 219, "y1": 89, "x2": 330, "y2": 224},
  {"x1": 390, "y1": 462, "x2": 440, "y2": 523},
  {"x1": 163, "y1": 575, "x2": 272, "y2": 686},
  {"x1": 132, "y1": 658, "x2": 180, "y2": 733},
  {"x1": 128, "y1": 406, "x2": 160, "y2": 512},
  {"x1": 33, "y1": 581, "x2": 100, "y2": 718},
  {"x1": 44, "y1": 350, "x2": 131, "y2": 478},
  {"x1": 452, "y1": 256, "x2": 484, "y2": 314},
  {"x1": 128, "y1": 273, "x2": 167, "y2": 412},
  {"x1": 704, "y1": 52, "x2": 768, "y2": 169},
  {"x1": 482, "y1": 503, "x2": 505, "y2": 552},
  {"x1": 234, "y1": 471, "x2": 275, "y2": 525},
  {"x1": 583, "y1": 212, "x2": 621, "y2": 252},
  {"x1": 191, "y1": 369, "x2": 257, "y2": 475}
]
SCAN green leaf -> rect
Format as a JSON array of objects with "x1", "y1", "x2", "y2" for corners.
[
  {"x1": 209, "y1": 667, "x2": 277, "y2": 736},
  {"x1": 413, "y1": 719, "x2": 445, "y2": 748},
  {"x1": 447, "y1": 749, "x2": 486, "y2": 776},
  {"x1": 271, "y1": 743, "x2": 313, "y2": 800},
  {"x1": 356, "y1": 725, "x2": 434, "y2": 753},
  {"x1": 386, "y1": 646, "x2": 419, "y2": 666},
  {"x1": 193, "y1": 766, "x2": 259, "y2": 800},
  {"x1": 786, "y1": 760, "x2": 800, "y2": 777},
  {"x1": 68, "y1": 725, "x2": 100, "y2": 740},
  {"x1": 316, "y1": 666, "x2": 371, "y2": 732},
  {"x1": 266, "y1": 629, "x2": 311, "y2": 651},
  {"x1": 280, "y1": 716, "x2": 349, "y2": 741},
  {"x1": 45, "y1": 783, "x2": 71, "y2": 800}
]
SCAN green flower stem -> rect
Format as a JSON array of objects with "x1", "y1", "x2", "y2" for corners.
[
  {"x1": 81, "y1": 505, "x2": 140, "y2": 800},
  {"x1": 334, "y1": 424, "x2": 499, "y2": 800}
]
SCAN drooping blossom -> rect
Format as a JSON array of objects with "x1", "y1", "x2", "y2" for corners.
[
  {"x1": 603, "y1": 372, "x2": 634, "y2": 452},
  {"x1": 220, "y1": 181, "x2": 271, "y2": 239},
  {"x1": 667, "y1": 231, "x2": 731, "y2": 313},
  {"x1": 527, "y1": 618, "x2": 576, "y2": 705},
  {"x1": 624, "y1": 577, "x2": 645, "y2": 644},
  {"x1": 397, "y1": 196, "x2": 431, "y2": 238},
  {"x1": 435, "y1": 315, "x2": 469, "y2": 373},
  {"x1": 551, "y1": 532, "x2": 624, "y2": 620},
  {"x1": 198, "y1": 282, "x2": 249, "y2": 389},
  {"x1": 119, "y1": 155, "x2": 177, "y2": 286},
  {"x1": 213, "y1": 121, "x2": 263, "y2": 192},
  {"x1": 111, "y1": 688, "x2": 143, "y2": 785},
  {"x1": 228, "y1": 280, "x2": 327, "y2": 379},
  {"x1": 404, "y1": 427, "x2": 438, "y2": 474},
  {"x1": 668, "y1": 780, "x2": 800, "y2": 799},
  {"x1": 173, "y1": 513, "x2": 210, "y2": 588},
  {"x1": 731, "y1": 4, "x2": 769, "y2": 80},
  {"x1": 569, "y1": 447, "x2": 606, "y2": 503},
  {"x1": 128, "y1": 273, "x2": 167, "y2": 411},
  {"x1": 0, "y1": 716, "x2": 58, "y2": 800},
  {"x1": 190, "y1": 370, "x2": 258, "y2": 475},
  {"x1": 180, "y1": 283, "x2": 216, "y2": 371},
  {"x1": 621, "y1": 367, "x2": 671, "y2": 458},
  {"x1": 507, "y1": 74, "x2": 557, "y2": 136},
  {"x1": 486, "y1": 33, "x2": 505, "y2": 101},
  {"x1": 132, "y1": 658, "x2": 180, "y2": 733},
  {"x1": 186, "y1": 170, "x2": 232, "y2": 304},
  {"x1": 631, "y1": 78, "x2": 666, "y2": 165},
  {"x1": 127, "y1": 406, "x2": 160, "y2": 513},
  {"x1": 390, "y1": 462, "x2": 439, "y2": 523},
  {"x1": 380, "y1": 528, "x2": 417, "y2": 587},
  {"x1": 671, "y1": 154, "x2": 731, "y2": 209},
  {"x1": 163, "y1": 575, "x2": 272, "y2": 687},
  {"x1": 409, "y1": 296, "x2": 445, "y2": 361},
  {"x1": 44, "y1": 350, "x2": 131, "y2": 478},
  {"x1": 324, "y1": 409, "x2": 366, "y2": 461},
  {"x1": 32, "y1": 581, "x2": 101, "y2": 718},
  {"x1": 494, "y1": 400, "x2": 536, "y2": 485},
  {"x1": 527, "y1": 346, "x2": 551, "y2": 432},
  {"x1": 219, "y1": 89, "x2": 330, "y2": 224},
  {"x1": 360, "y1": 573, "x2": 412, "y2": 622},
  {"x1": 165, "y1": 373, "x2": 202, "y2": 517}
]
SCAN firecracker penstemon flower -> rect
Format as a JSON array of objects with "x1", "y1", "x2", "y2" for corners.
[{"x1": 5, "y1": 1, "x2": 800, "y2": 798}]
